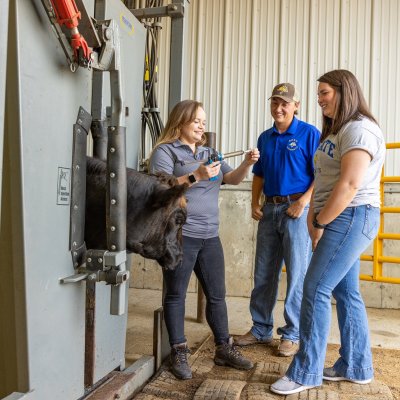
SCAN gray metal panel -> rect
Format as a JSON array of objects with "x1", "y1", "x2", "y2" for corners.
[{"x1": 2, "y1": 0, "x2": 92, "y2": 398}]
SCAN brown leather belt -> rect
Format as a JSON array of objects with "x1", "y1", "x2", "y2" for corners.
[{"x1": 265, "y1": 193, "x2": 303, "y2": 204}]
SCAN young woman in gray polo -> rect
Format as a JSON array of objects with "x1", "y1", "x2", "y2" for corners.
[{"x1": 149, "y1": 100, "x2": 259, "y2": 380}]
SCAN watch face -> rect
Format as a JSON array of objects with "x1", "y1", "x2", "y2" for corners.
[{"x1": 188, "y1": 173, "x2": 197, "y2": 183}]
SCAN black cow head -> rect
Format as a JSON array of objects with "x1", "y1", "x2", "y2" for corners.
[{"x1": 85, "y1": 157, "x2": 188, "y2": 270}]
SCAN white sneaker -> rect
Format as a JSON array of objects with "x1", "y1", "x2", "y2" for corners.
[
  {"x1": 323, "y1": 367, "x2": 372, "y2": 384},
  {"x1": 270, "y1": 376, "x2": 315, "y2": 395}
]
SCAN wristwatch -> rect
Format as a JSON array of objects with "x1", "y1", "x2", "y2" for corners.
[
  {"x1": 188, "y1": 173, "x2": 198, "y2": 184},
  {"x1": 312, "y1": 215, "x2": 327, "y2": 229}
]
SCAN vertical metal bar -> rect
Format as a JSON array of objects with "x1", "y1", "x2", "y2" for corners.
[
  {"x1": 91, "y1": 71, "x2": 108, "y2": 161},
  {"x1": 168, "y1": 0, "x2": 186, "y2": 112},
  {"x1": 91, "y1": 1, "x2": 108, "y2": 160},
  {"x1": 0, "y1": 0, "x2": 9, "y2": 205},
  {"x1": 84, "y1": 278, "x2": 96, "y2": 388},
  {"x1": 107, "y1": 66, "x2": 127, "y2": 316}
]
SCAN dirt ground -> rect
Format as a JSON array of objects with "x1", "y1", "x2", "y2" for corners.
[
  {"x1": 202, "y1": 338, "x2": 400, "y2": 399},
  {"x1": 134, "y1": 335, "x2": 400, "y2": 399}
]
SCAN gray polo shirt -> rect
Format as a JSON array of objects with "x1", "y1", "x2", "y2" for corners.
[
  {"x1": 313, "y1": 117, "x2": 385, "y2": 213},
  {"x1": 149, "y1": 140, "x2": 233, "y2": 238}
]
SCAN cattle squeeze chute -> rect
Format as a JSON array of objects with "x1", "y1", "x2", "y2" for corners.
[{"x1": 0, "y1": 0, "x2": 185, "y2": 398}]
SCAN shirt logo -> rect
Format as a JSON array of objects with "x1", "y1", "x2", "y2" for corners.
[
  {"x1": 318, "y1": 139, "x2": 335, "y2": 158},
  {"x1": 287, "y1": 138, "x2": 298, "y2": 151}
]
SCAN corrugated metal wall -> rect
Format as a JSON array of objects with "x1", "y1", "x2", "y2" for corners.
[{"x1": 148, "y1": 0, "x2": 400, "y2": 175}]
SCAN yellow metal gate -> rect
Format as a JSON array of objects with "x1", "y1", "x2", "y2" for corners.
[{"x1": 360, "y1": 143, "x2": 400, "y2": 284}]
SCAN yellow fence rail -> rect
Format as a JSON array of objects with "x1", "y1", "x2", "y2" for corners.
[{"x1": 360, "y1": 142, "x2": 400, "y2": 284}]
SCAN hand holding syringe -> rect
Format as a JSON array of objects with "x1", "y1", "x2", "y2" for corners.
[{"x1": 185, "y1": 149, "x2": 259, "y2": 181}]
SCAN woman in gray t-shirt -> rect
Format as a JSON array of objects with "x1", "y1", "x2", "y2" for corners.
[{"x1": 271, "y1": 70, "x2": 385, "y2": 396}]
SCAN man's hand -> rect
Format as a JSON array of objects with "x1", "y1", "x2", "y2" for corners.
[
  {"x1": 286, "y1": 200, "x2": 307, "y2": 219},
  {"x1": 252, "y1": 204, "x2": 263, "y2": 221}
]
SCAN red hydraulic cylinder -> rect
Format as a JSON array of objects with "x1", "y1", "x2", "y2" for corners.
[{"x1": 49, "y1": 0, "x2": 92, "y2": 64}]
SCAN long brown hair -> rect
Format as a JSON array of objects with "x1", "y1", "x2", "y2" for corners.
[
  {"x1": 318, "y1": 69, "x2": 377, "y2": 141},
  {"x1": 155, "y1": 100, "x2": 206, "y2": 148}
]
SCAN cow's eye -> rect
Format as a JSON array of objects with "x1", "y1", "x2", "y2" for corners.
[{"x1": 175, "y1": 209, "x2": 186, "y2": 225}]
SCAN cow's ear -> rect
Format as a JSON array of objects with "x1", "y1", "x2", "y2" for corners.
[{"x1": 150, "y1": 184, "x2": 188, "y2": 209}]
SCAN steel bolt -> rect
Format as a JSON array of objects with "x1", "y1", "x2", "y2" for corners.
[
  {"x1": 77, "y1": 128, "x2": 81, "y2": 134},
  {"x1": 105, "y1": 28, "x2": 112, "y2": 40},
  {"x1": 75, "y1": 164, "x2": 80, "y2": 170},
  {"x1": 111, "y1": 199, "x2": 116, "y2": 205},
  {"x1": 110, "y1": 147, "x2": 115, "y2": 153},
  {"x1": 111, "y1": 245, "x2": 116, "y2": 250},
  {"x1": 110, "y1": 126, "x2": 115, "y2": 131},
  {"x1": 74, "y1": 205, "x2": 78, "y2": 210},
  {"x1": 110, "y1": 172, "x2": 115, "y2": 178},
  {"x1": 87, "y1": 257, "x2": 92, "y2": 263},
  {"x1": 73, "y1": 241, "x2": 77, "y2": 246},
  {"x1": 98, "y1": 258, "x2": 103, "y2": 263},
  {"x1": 110, "y1": 226, "x2": 116, "y2": 231}
]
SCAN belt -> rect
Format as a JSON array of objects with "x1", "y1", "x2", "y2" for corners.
[{"x1": 265, "y1": 193, "x2": 303, "y2": 204}]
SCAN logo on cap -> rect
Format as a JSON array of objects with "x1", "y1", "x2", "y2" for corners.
[{"x1": 276, "y1": 85, "x2": 289, "y2": 94}]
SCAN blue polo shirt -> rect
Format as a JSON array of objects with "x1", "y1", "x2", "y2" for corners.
[{"x1": 252, "y1": 117, "x2": 320, "y2": 196}]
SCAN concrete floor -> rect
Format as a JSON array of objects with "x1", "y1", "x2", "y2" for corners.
[{"x1": 125, "y1": 288, "x2": 400, "y2": 363}]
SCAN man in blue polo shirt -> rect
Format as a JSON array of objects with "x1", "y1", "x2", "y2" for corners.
[{"x1": 235, "y1": 83, "x2": 320, "y2": 357}]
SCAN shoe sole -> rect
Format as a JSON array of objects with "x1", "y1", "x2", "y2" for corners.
[
  {"x1": 214, "y1": 358, "x2": 254, "y2": 370},
  {"x1": 171, "y1": 371, "x2": 192, "y2": 380},
  {"x1": 277, "y1": 350, "x2": 298, "y2": 357},
  {"x1": 323, "y1": 376, "x2": 372, "y2": 384},
  {"x1": 270, "y1": 384, "x2": 315, "y2": 395},
  {"x1": 235, "y1": 339, "x2": 273, "y2": 347}
]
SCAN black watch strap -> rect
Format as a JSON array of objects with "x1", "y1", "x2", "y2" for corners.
[
  {"x1": 313, "y1": 216, "x2": 327, "y2": 229},
  {"x1": 188, "y1": 173, "x2": 197, "y2": 184}
]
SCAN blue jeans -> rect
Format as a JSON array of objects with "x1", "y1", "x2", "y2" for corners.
[
  {"x1": 287, "y1": 205, "x2": 380, "y2": 386},
  {"x1": 249, "y1": 202, "x2": 311, "y2": 342},
  {"x1": 162, "y1": 235, "x2": 229, "y2": 346}
]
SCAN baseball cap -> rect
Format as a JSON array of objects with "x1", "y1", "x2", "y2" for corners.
[{"x1": 269, "y1": 83, "x2": 300, "y2": 103}]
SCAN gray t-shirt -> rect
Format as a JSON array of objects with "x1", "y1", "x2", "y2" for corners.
[
  {"x1": 149, "y1": 140, "x2": 233, "y2": 238},
  {"x1": 313, "y1": 117, "x2": 385, "y2": 213}
]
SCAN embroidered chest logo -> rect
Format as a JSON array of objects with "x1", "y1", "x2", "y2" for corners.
[{"x1": 287, "y1": 138, "x2": 298, "y2": 151}]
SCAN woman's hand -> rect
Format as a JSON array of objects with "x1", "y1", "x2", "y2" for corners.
[
  {"x1": 244, "y1": 148, "x2": 260, "y2": 165},
  {"x1": 311, "y1": 226, "x2": 324, "y2": 251},
  {"x1": 193, "y1": 162, "x2": 221, "y2": 181}
]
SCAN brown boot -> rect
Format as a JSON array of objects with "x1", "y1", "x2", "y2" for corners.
[
  {"x1": 170, "y1": 342, "x2": 192, "y2": 379},
  {"x1": 214, "y1": 337, "x2": 254, "y2": 370},
  {"x1": 234, "y1": 330, "x2": 273, "y2": 346},
  {"x1": 277, "y1": 339, "x2": 299, "y2": 357}
]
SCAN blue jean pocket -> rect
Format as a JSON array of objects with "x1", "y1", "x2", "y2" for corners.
[{"x1": 362, "y1": 205, "x2": 380, "y2": 240}]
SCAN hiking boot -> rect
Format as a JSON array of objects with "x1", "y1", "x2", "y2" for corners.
[
  {"x1": 277, "y1": 339, "x2": 299, "y2": 357},
  {"x1": 214, "y1": 337, "x2": 254, "y2": 370},
  {"x1": 323, "y1": 367, "x2": 372, "y2": 384},
  {"x1": 170, "y1": 342, "x2": 192, "y2": 380},
  {"x1": 270, "y1": 375, "x2": 316, "y2": 395},
  {"x1": 234, "y1": 330, "x2": 273, "y2": 346}
]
